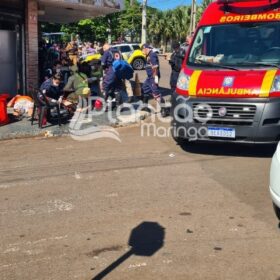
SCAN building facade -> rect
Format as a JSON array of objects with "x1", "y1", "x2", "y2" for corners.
[{"x1": 0, "y1": 0, "x2": 124, "y2": 96}]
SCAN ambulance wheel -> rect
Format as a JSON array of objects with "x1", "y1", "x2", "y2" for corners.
[
  {"x1": 132, "y1": 58, "x2": 145, "y2": 70},
  {"x1": 273, "y1": 203, "x2": 280, "y2": 220}
]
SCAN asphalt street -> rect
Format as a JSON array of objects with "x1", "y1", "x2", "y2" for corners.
[{"x1": 1, "y1": 58, "x2": 280, "y2": 280}]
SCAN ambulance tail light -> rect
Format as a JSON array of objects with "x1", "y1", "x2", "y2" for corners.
[
  {"x1": 176, "y1": 71, "x2": 190, "y2": 92},
  {"x1": 270, "y1": 75, "x2": 280, "y2": 97}
]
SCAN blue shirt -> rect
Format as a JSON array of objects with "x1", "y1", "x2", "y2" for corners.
[
  {"x1": 40, "y1": 79, "x2": 64, "y2": 100},
  {"x1": 101, "y1": 48, "x2": 122, "y2": 69},
  {"x1": 145, "y1": 51, "x2": 160, "y2": 78}
]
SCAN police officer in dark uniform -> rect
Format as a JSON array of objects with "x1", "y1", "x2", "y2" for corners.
[
  {"x1": 169, "y1": 41, "x2": 185, "y2": 92},
  {"x1": 101, "y1": 43, "x2": 123, "y2": 106},
  {"x1": 141, "y1": 43, "x2": 168, "y2": 117}
]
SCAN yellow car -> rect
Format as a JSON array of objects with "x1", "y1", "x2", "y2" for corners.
[
  {"x1": 112, "y1": 43, "x2": 146, "y2": 70},
  {"x1": 81, "y1": 44, "x2": 147, "y2": 70},
  {"x1": 82, "y1": 53, "x2": 101, "y2": 63}
]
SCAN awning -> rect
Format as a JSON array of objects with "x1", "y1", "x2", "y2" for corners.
[{"x1": 38, "y1": 0, "x2": 124, "y2": 23}]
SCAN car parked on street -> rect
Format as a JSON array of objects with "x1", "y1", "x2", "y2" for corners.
[
  {"x1": 270, "y1": 142, "x2": 280, "y2": 220},
  {"x1": 112, "y1": 43, "x2": 146, "y2": 70}
]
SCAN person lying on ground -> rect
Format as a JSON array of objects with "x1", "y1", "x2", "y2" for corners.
[{"x1": 7, "y1": 95, "x2": 34, "y2": 118}]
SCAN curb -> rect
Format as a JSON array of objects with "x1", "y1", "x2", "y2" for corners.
[{"x1": 0, "y1": 111, "x2": 150, "y2": 141}]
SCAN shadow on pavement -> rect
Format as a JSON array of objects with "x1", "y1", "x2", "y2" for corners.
[
  {"x1": 7, "y1": 114, "x2": 22, "y2": 124},
  {"x1": 92, "y1": 221, "x2": 165, "y2": 280},
  {"x1": 178, "y1": 141, "x2": 277, "y2": 158}
]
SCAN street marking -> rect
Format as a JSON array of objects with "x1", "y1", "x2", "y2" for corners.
[
  {"x1": 105, "y1": 193, "x2": 118, "y2": 198},
  {"x1": 128, "y1": 262, "x2": 147, "y2": 269},
  {"x1": 3, "y1": 247, "x2": 20, "y2": 254},
  {"x1": 47, "y1": 200, "x2": 74, "y2": 213},
  {"x1": 74, "y1": 172, "x2": 81, "y2": 179}
]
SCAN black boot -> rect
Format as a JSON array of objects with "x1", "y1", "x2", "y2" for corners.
[
  {"x1": 141, "y1": 95, "x2": 151, "y2": 112},
  {"x1": 161, "y1": 107, "x2": 169, "y2": 117},
  {"x1": 115, "y1": 91, "x2": 122, "y2": 107},
  {"x1": 127, "y1": 96, "x2": 134, "y2": 103},
  {"x1": 160, "y1": 97, "x2": 169, "y2": 117}
]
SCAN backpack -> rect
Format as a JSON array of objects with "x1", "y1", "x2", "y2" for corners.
[{"x1": 112, "y1": 59, "x2": 134, "y2": 80}]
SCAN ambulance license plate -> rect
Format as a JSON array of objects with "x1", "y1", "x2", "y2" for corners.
[{"x1": 207, "y1": 127, "x2": 236, "y2": 138}]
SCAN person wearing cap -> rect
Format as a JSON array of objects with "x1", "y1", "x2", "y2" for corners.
[
  {"x1": 141, "y1": 43, "x2": 168, "y2": 116},
  {"x1": 169, "y1": 41, "x2": 185, "y2": 91},
  {"x1": 101, "y1": 43, "x2": 123, "y2": 107}
]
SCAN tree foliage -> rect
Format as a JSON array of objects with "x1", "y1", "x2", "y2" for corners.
[
  {"x1": 119, "y1": 0, "x2": 142, "y2": 41},
  {"x1": 42, "y1": 0, "x2": 210, "y2": 47}
]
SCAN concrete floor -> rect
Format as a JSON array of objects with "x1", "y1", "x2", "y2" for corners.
[{"x1": 0, "y1": 126, "x2": 279, "y2": 280}]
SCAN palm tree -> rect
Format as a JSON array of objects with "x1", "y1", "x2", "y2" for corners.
[
  {"x1": 148, "y1": 10, "x2": 164, "y2": 46},
  {"x1": 179, "y1": 6, "x2": 191, "y2": 41},
  {"x1": 197, "y1": 0, "x2": 212, "y2": 23},
  {"x1": 149, "y1": 6, "x2": 191, "y2": 50}
]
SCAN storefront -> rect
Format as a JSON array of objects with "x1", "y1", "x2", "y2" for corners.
[
  {"x1": 0, "y1": 0, "x2": 25, "y2": 95},
  {"x1": 0, "y1": 0, "x2": 124, "y2": 96}
]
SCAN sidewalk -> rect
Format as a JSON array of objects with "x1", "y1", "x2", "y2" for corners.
[
  {"x1": 0, "y1": 56, "x2": 172, "y2": 141},
  {"x1": 0, "y1": 102, "x2": 153, "y2": 141},
  {"x1": 0, "y1": 116, "x2": 67, "y2": 140}
]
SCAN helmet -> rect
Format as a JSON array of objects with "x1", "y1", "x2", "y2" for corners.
[{"x1": 94, "y1": 99, "x2": 103, "y2": 110}]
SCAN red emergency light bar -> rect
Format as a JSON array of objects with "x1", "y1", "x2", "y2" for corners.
[
  {"x1": 217, "y1": 0, "x2": 280, "y2": 13},
  {"x1": 217, "y1": 0, "x2": 278, "y2": 4}
]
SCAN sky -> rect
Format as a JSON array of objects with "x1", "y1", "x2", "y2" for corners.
[{"x1": 143, "y1": 0, "x2": 202, "y2": 10}]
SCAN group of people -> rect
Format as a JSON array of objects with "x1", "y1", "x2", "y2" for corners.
[
  {"x1": 6, "y1": 33, "x2": 194, "y2": 122},
  {"x1": 39, "y1": 41, "x2": 134, "y2": 117},
  {"x1": 38, "y1": 39, "x2": 173, "y2": 118},
  {"x1": 32, "y1": 34, "x2": 193, "y2": 123},
  {"x1": 38, "y1": 39, "x2": 105, "y2": 117}
]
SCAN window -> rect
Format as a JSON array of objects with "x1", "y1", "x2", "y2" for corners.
[
  {"x1": 132, "y1": 45, "x2": 140, "y2": 50},
  {"x1": 188, "y1": 22, "x2": 280, "y2": 68},
  {"x1": 119, "y1": 46, "x2": 131, "y2": 53}
]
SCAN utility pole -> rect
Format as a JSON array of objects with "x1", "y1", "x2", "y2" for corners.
[
  {"x1": 141, "y1": 0, "x2": 147, "y2": 44},
  {"x1": 189, "y1": 0, "x2": 196, "y2": 35},
  {"x1": 107, "y1": 18, "x2": 112, "y2": 44}
]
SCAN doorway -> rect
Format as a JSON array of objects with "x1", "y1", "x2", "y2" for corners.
[{"x1": 0, "y1": 15, "x2": 24, "y2": 96}]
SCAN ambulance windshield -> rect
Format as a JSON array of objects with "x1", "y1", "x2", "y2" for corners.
[{"x1": 188, "y1": 22, "x2": 280, "y2": 68}]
